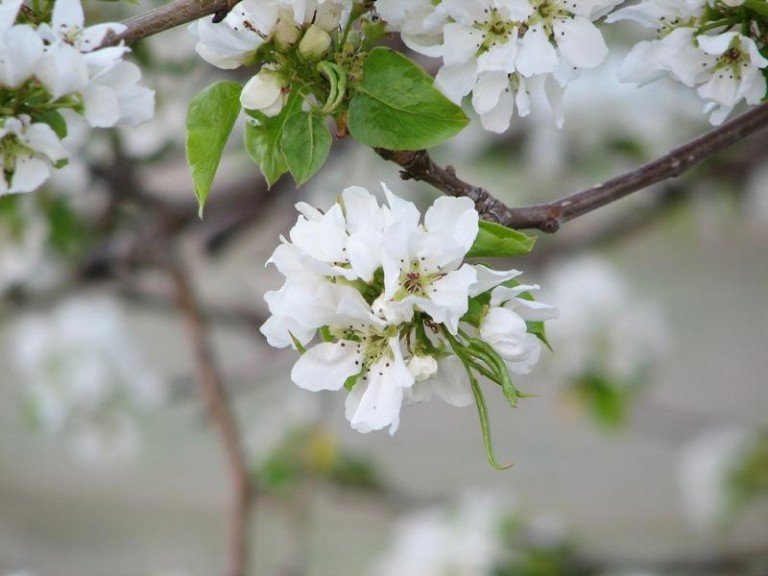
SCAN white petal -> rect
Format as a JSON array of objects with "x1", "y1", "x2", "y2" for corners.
[
  {"x1": 517, "y1": 26, "x2": 558, "y2": 77},
  {"x1": 0, "y1": 0, "x2": 23, "y2": 31},
  {"x1": 472, "y1": 71, "x2": 509, "y2": 115},
  {"x1": 342, "y1": 185, "x2": 384, "y2": 233},
  {"x1": 435, "y1": 62, "x2": 479, "y2": 103},
  {"x1": 697, "y1": 32, "x2": 737, "y2": 57},
  {"x1": 424, "y1": 195, "x2": 478, "y2": 254},
  {"x1": 553, "y1": 17, "x2": 607, "y2": 69},
  {"x1": 442, "y1": 23, "x2": 482, "y2": 66},
  {"x1": 25, "y1": 123, "x2": 68, "y2": 161},
  {"x1": 291, "y1": 341, "x2": 361, "y2": 392},
  {"x1": 346, "y1": 339, "x2": 413, "y2": 434},
  {"x1": 11, "y1": 155, "x2": 50, "y2": 193},
  {"x1": 37, "y1": 44, "x2": 89, "y2": 99},
  {"x1": 432, "y1": 355, "x2": 473, "y2": 406},
  {"x1": 479, "y1": 86, "x2": 515, "y2": 132},
  {"x1": 0, "y1": 26, "x2": 44, "y2": 87},
  {"x1": 477, "y1": 36, "x2": 518, "y2": 73},
  {"x1": 469, "y1": 265, "x2": 521, "y2": 296},
  {"x1": 83, "y1": 83, "x2": 120, "y2": 128},
  {"x1": 496, "y1": 0, "x2": 534, "y2": 21},
  {"x1": 53, "y1": 0, "x2": 85, "y2": 30}
]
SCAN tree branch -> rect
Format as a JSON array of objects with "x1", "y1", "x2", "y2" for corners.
[
  {"x1": 378, "y1": 100, "x2": 768, "y2": 232},
  {"x1": 102, "y1": 0, "x2": 232, "y2": 47},
  {"x1": 170, "y1": 261, "x2": 253, "y2": 576}
]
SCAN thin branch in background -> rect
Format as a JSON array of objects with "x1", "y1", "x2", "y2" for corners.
[
  {"x1": 378, "y1": 100, "x2": 768, "y2": 232},
  {"x1": 170, "y1": 261, "x2": 253, "y2": 576}
]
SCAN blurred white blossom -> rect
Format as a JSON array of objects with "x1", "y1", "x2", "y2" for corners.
[
  {"x1": 11, "y1": 297, "x2": 165, "y2": 462},
  {"x1": 542, "y1": 256, "x2": 667, "y2": 385},
  {"x1": 679, "y1": 427, "x2": 768, "y2": 529},
  {"x1": 373, "y1": 493, "x2": 506, "y2": 576}
]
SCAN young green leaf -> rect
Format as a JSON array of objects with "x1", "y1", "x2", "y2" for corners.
[
  {"x1": 466, "y1": 220, "x2": 537, "y2": 259},
  {"x1": 243, "y1": 91, "x2": 301, "y2": 186},
  {"x1": 281, "y1": 111, "x2": 332, "y2": 186},
  {"x1": 745, "y1": 0, "x2": 768, "y2": 17},
  {"x1": 347, "y1": 48, "x2": 468, "y2": 150},
  {"x1": 36, "y1": 110, "x2": 68, "y2": 139},
  {"x1": 185, "y1": 81, "x2": 242, "y2": 216}
]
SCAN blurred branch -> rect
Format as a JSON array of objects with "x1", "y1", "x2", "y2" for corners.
[
  {"x1": 170, "y1": 260, "x2": 253, "y2": 576},
  {"x1": 378, "y1": 101, "x2": 768, "y2": 232},
  {"x1": 101, "y1": 0, "x2": 233, "y2": 47}
]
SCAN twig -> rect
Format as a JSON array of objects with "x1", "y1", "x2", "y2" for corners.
[
  {"x1": 170, "y1": 261, "x2": 253, "y2": 576},
  {"x1": 101, "y1": 0, "x2": 233, "y2": 47},
  {"x1": 378, "y1": 100, "x2": 768, "y2": 232}
]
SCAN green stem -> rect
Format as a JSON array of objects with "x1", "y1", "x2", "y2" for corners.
[{"x1": 469, "y1": 376, "x2": 512, "y2": 471}]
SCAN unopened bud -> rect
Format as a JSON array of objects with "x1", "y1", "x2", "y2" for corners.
[
  {"x1": 298, "y1": 25, "x2": 332, "y2": 60},
  {"x1": 273, "y1": 19, "x2": 301, "y2": 49},
  {"x1": 407, "y1": 355, "x2": 438, "y2": 382},
  {"x1": 240, "y1": 68, "x2": 287, "y2": 117},
  {"x1": 314, "y1": 4, "x2": 343, "y2": 31}
]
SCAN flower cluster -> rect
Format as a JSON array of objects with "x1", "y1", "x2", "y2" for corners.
[
  {"x1": 11, "y1": 297, "x2": 165, "y2": 462},
  {"x1": 0, "y1": 0, "x2": 154, "y2": 195},
  {"x1": 607, "y1": 0, "x2": 768, "y2": 124},
  {"x1": 376, "y1": 0, "x2": 622, "y2": 132},
  {"x1": 190, "y1": 0, "x2": 352, "y2": 117},
  {"x1": 261, "y1": 184, "x2": 555, "y2": 437}
]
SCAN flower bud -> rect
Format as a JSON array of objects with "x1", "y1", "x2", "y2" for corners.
[
  {"x1": 407, "y1": 355, "x2": 438, "y2": 382},
  {"x1": 240, "y1": 68, "x2": 287, "y2": 117},
  {"x1": 273, "y1": 19, "x2": 301, "y2": 49},
  {"x1": 314, "y1": 4, "x2": 343, "y2": 31},
  {"x1": 298, "y1": 25, "x2": 332, "y2": 60},
  {"x1": 479, "y1": 307, "x2": 528, "y2": 360}
]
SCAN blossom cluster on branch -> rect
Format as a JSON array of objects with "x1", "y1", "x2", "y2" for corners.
[
  {"x1": 260, "y1": 185, "x2": 555, "y2": 463},
  {"x1": 0, "y1": 0, "x2": 153, "y2": 195}
]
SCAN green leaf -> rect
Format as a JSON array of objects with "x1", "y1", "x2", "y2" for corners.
[
  {"x1": 467, "y1": 220, "x2": 537, "y2": 259},
  {"x1": 243, "y1": 91, "x2": 301, "y2": 186},
  {"x1": 281, "y1": 111, "x2": 332, "y2": 186},
  {"x1": 347, "y1": 47, "x2": 468, "y2": 150},
  {"x1": 745, "y1": 0, "x2": 768, "y2": 17},
  {"x1": 185, "y1": 81, "x2": 242, "y2": 217},
  {"x1": 36, "y1": 110, "x2": 68, "y2": 139},
  {"x1": 462, "y1": 292, "x2": 491, "y2": 328}
]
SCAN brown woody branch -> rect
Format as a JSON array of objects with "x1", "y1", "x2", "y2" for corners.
[
  {"x1": 378, "y1": 100, "x2": 768, "y2": 233},
  {"x1": 170, "y1": 261, "x2": 253, "y2": 576},
  {"x1": 101, "y1": 0, "x2": 233, "y2": 47}
]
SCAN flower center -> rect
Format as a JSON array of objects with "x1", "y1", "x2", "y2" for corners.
[{"x1": 474, "y1": 7, "x2": 516, "y2": 54}]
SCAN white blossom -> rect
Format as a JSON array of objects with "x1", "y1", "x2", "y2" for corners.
[
  {"x1": 679, "y1": 428, "x2": 750, "y2": 529},
  {"x1": 373, "y1": 493, "x2": 507, "y2": 576},
  {"x1": 0, "y1": 116, "x2": 68, "y2": 195},
  {"x1": 261, "y1": 184, "x2": 552, "y2": 435},
  {"x1": 83, "y1": 61, "x2": 156, "y2": 127},
  {"x1": 390, "y1": 0, "x2": 621, "y2": 132},
  {"x1": 374, "y1": 194, "x2": 479, "y2": 333},
  {"x1": 541, "y1": 257, "x2": 667, "y2": 384},
  {"x1": 11, "y1": 297, "x2": 165, "y2": 462},
  {"x1": 608, "y1": 0, "x2": 768, "y2": 124}
]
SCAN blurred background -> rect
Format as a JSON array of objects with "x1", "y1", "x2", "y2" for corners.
[{"x1": 1, "y1": 3, "x2": 767, "y2": 575}]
